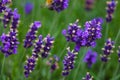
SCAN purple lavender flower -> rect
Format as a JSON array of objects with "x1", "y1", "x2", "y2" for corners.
[
  {"x1": 101, "y1": 38, "x2": 115, "y2": 62},
  {"x1": 24, "y1": 2, "x2": 33, "y2": 14},
  {"x1": 106, "y1": 0, "x2": 117, "y2": 22},
  {"x1": 84, "y1": 18, "x2": 103, "y2": 47},
  {"x1": 85, "y1": 0, "x2": 94, "y2": 11},
  {"x1": 24, "y1": 55, "x2": 37, "y2": 78},
  {"x1": 1, "y1": 0, "x2": 11, "y2": 4},
  {"x1": 32, "y1": 35, "x2": 43, "y2": 58},
  {"x1": 117, "y1": 46, "x2": 120, "y2": 62},
  {"x1": 0, "y1": 30, "x2": 19, "y2": 57},
  {"x1": 11, "y1": 8, "x2": 20, "y2": 30},
  {"x1": 83, "y1": 50, "x2": 97, "y2": 67},
  {"x1": 82, "y1": 72, "x2": 94, "y2": 80},
  {"x1": 62, "y1": 47, "x2": 78, "y2": 76},
  {"x1": 62, "y1": 19, "x2": 81, "y2": 42},
  {"x1": 0, "y1": 0, "x2": 12, "y2": 13},
  {"x1": 62, "y1": 18, "x2": 103, "y2": 52},
  {"x1": 24, "y1": 21, "x2": 41, "y2": 48},
  {"x1": 2, "y1": 8, "x2": 13, "y2": 28},
  {"x1": 0, "y1": 1, "x2": 6, "y2": 13},
  {"x1": 41, "y1": 34, "x2": 54, "y2": 58},
  {"x1": 46, "y1": 0, "x2": 69, "y2": 12}
]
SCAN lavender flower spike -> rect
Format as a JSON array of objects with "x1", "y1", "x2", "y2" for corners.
[
  {"x1": 3, "y1": 8, "x2": 13, "y2": 28},
  {"x1": 106, "y1": 0, "x2": 117, "y2": 22},
  {"x1": 83, "y1": 50, "x2": 97, "y2": 67},
  {"x1": 101, "y1": 38, "x2": 115, "y2": 62},
  {"x1": 41, "y1": 34, "x2": 54, "y2": 58},
  {"x1": 117, "y1": 46, "x2": 120, "y2": 62},
  {"x1": 84, "y1": 18, "x2": 103, "y2": 47},
  {"x1": 11, "y1": 8, "x2": 20, "y2": 30},
  {"x1": 62, "y1": 19, "x2": 81, "y2": 42},
  {"x1": 24, "y1": 55, "x2": 38, "y2": 78},
  {"x1": 0, "y1": 31, "x2": 19, "y2": 57},
  {"x1": 46, "y1": 0, "x2": 69, "y2": 12},
  {"x1": 24, "y1": 21, "x2": 41, "y2": 48},
  {"x1": 82, "y1": 72, "x2": 94, "y2": 80},
  {"x1": 62, "y1": 47, "x2": 78, "y2": 76}
]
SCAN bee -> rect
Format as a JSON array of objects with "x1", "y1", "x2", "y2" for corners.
[{"x1": 45, "y1": 0, "x2": 53, "y2": 8}]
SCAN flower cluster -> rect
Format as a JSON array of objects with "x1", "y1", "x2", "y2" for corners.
[
  {"x1": 62, "y1": 47, "x2": 78, "y2": 76},
  {"x1": 0, "y1": 0, "x2": 12, "y2": 13},
  {"x1": 24, "y1": 55, "x2": 38, "y2": 78},
  {"x1": 24, "y1": 34, "x2": 54, "y2": 77},
  {"x1": 0, "y1": 8, "x2": 20, "y2": 57},
  {"x1": 82, "y1": 72, "x2": 94, "y2": 80},
  {"x1": 117, "y1": 46, "x2": 120, "y2": 62},
  {"x1": 3, "y1": 8, "x2": 13, "y2": 28},
  {"x1": 83, "y1": 50, "x2": 97, "y2": 67},
  {"x1": 46, "y1": 55, "x2": 59, "y2": 72},
  {"x1": 40, "y1": 34, "x2": 54, "y2": 58},
  {"x1": 106, "y1": 0, "x2": 117, "y2": 22},
  {"x1": 85, "y1": 0, "x2": 94, "y2": 11},
  {"x1": 62, "y1": 18, "x2": 103, "y2": 52},
  {"x1": 24, "y1": 21, "x2": 41, "y2": 48},
  {"x1": 46, "y1": 0, "x2": 69, "y2": 12},
  {"x1": 101, "y1": 38, "x2": 115, "y2": 62}
]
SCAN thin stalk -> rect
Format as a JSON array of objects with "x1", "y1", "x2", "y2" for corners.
[
  {"x1": 19, "y1": 49, "x2": 27, "y2": 66},
  {"x1": 105, "y1": 23, "x2": 109, "y2": 41},
  {"x1": 1, "y1": 56, "x2": 5, "y2": 77},
  {"x1": 73, "y1": 47, "x2": 89, "y2": 80},
  {"x1": 97, "y1": 63, "x2": 105, "y2": 80},
  {"x1": 110, "y1": 29, "x2": 120, "y2": 80},
  {"x1": 59, "y1": 43, "x2": 69, "y2": 58},
  {"x1": 111, "y1": 64, "x2": 119, "y2": 80}
]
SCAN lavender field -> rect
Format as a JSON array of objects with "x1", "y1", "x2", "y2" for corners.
[{"x1": 0, "y1": 0, "x2": 120, "y2": 80}]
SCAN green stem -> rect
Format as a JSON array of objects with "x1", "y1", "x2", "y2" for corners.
[
  {"x1": 59, "y1": 43, "x2": 69, "y2": 58},
  {"x1": 105, "y1": 23, "x2": 109, "y2": 41},
  {"x1": 97, "y1": 63, "x2": 105, "y2": 80},
  {"x1": 111, "y1": 64, "x2": 119, "y2": 80},
  {"x1": 115, "y1": 29, "x2": 120, "y2": 43},
  {"x1": 73, "y1": 47, "x2": 89, "y2": 80},
  {"x1": 19, "y1": 49, "x2": 27, "y2": 67},
  {"x1": 1, "y1": 56, "x2": 5, "y2": 77}
]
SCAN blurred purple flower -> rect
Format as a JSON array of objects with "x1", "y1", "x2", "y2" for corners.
[
  {"x1": 85, "y1": 0, "x2": 94, "y2": 11},
  {"x1": 106, "y1": 0, "x2": 117, "y2": 22},
  {"x1": 62, "y1": 47, "x2": 78, "y2": 76},
  {"x1": 83, "y1": 50, "x2": 97, "y2": 67},
  {"x1": 82, "y1": 72, "x2": 94, "y2": 80},
  {"x1": 1, "y1": 0, "x2": 11, "y2": 4},
  {"x1": 101, "y1": 38, "x2": 115, "y2": 62},
  {"x1": 24, "y1": 21, "x2": 41, "y2": 48},
  {"x1": 46, "y1": 0, "x2": 69, "y2": 12},
  {"x1": 46, "y1": 55, "x2": 59, "y2": 72},
  {"x1": 24, "y1": 2, "x2": 34, "y2": 14}
]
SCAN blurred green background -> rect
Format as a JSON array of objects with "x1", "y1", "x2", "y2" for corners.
[{"x1": 0, "y1": 0, "x2": 120, "y2": 80}]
